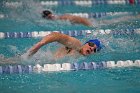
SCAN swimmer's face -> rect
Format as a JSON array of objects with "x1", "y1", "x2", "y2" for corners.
[
  {"x1": 80, "y1": 42, "x2": 97, "y2": 56},
  {"x1": 42, "y1": 10, "x2": 55, "y2": 20},
  {"x1": 45, "y1": 14, "x2": 55, "y2": 20}
]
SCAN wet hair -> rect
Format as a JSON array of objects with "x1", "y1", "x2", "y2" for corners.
[{"x1": 42, "y1": 10, "x2": 52, "y2": 18}]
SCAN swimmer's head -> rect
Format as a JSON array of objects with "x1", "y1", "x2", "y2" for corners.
[
  {"x1": 42, "y1": 10, "x2": 55, "y2": 19},
  {"x1": 85, "y1": 39, "x2": 101, "y2": 51},
  {"x1": 80, "y1": 39, "x2": 102, "y2": 56}
]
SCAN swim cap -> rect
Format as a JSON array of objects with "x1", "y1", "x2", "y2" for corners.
[
  {"x1": 42, "y1": 10, "x2": 52, "y2": 18},
  {"x1": 85, "y1": 39, "x2": 102, "y2": 51}
]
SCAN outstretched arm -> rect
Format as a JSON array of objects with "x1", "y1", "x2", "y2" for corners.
[
  {"x1": 58, "y1": 15, "x2": 93, "y2": 27},
  {"x1": 28, "y1": 32, "x2": 82, "y2": 57},
  {"x1": 80, "y1": 17, "x2": 93, "y2": 27}
]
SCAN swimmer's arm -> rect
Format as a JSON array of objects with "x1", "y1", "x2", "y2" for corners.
[
  {"x1": 28, "y1": 32, "x2": 81, "y2": 57},
  {"x1": 59, "y1": 15, "x2": 93, "y2": 27},
  {"x1": 71, "y1": 16, "x2": 93, "y2": 27},
  {"x1": 80, "y1": 18, "x2": 93, "y2": 27},
  {"x1": 28, "y1": 32, "x2": 61, "y2": 57}
]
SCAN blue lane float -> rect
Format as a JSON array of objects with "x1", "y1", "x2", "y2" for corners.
[
  {"x1": 0, "y1": 60, "x2": 140, "y2": 74},
  {"x1": 0, "y1": 65, "x2": 32, "y2": 74},
  {"x1": 4, "y1": 32, "x2": 32, "y2": 39},
  {"x1": 0, "y1": 28, "x2": 140, "y2": 39}
]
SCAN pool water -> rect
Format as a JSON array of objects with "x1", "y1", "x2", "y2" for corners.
[
  {"x1": 0, "y1": 0, "x2": 140, "y2": 93},
  {"x1": 0, "y1": 68, "x2": 140, "y2": 93}
]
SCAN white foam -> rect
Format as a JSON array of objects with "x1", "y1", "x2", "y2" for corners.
[
  {"x1": 20, "y1": 51, "x2": 30, "y2": 61},
  {"x1": 104, "y1": 29, "x2": 111, "y2": 34},
  {"x1": 134, "y1": 29, "x2": 140, "y2": 34},
  {"x1": 99, "y1": 29, "x2": 106, "y2": 34}
]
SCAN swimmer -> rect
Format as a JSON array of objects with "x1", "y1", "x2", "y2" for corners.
[
  {"x1": 42, "y1": 10, "x2": 93, "y2": 27},
  {"x1": 28, "y1": 32, "x2": 102, "y2": 59}
]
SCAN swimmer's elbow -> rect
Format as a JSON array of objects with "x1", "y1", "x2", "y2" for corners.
[
  {"x1": 43, "y1": 32, "x2": 69, "y2": 44},
  {"x1": 83, "y1": 20, "x2": 93, "y2": 27},
  {"x1": 87, "y1": 24, "x2": 93, "y2": 27},
  {"x1": 85, "y1": 23, "x2": 93, "y2": 27}
]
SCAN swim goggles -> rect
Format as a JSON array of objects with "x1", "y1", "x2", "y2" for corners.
[{"x1": 87, "y1": 42, "x2": 97, "y2": 53}]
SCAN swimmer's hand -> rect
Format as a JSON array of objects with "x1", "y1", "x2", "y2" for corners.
[
  {"x1": 27, "y1": 42, "x2": 44, "y2": 58},
  {"x1": 27, "y1": 53, "x2": 32, "y2": 59},
  {"x1": 27, "y1": 49, "x2": 38, "y2": 58}
]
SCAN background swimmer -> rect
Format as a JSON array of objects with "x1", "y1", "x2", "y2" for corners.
[{"x1": 42, "y1": 10, "x2": 93, "y2": 27}]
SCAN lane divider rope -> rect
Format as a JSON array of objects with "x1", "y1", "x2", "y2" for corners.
[
  {"x1": 0, "y1": 28, "x2": 140, "y2": 39},
  {"x1": 0, "y1": 12, "x2": 137, "y2": 19},
  {"x1": 3, "y1": 0, "x2": 140, "y2": 7},
  {"x1": 40, "y1": 0, "x2": 139, "y2": 5},
  {"x1": 0, "y1": 60, "x2": 140, "y2": 74},
  {"x1": 68, "y1": 12, "x2": 137, "y2": 18}
]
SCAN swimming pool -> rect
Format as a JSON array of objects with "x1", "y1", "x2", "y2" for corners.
[{"x1": 0, "y1": 0, "x2": 140, "y2": 93}]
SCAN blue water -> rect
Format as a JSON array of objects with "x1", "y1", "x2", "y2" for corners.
[
  {"x1": 0, "y1": 0, "x2": 140, "y2": 93},
  {"x1": 0, "y1": 68, "x2": 140, "y2": 93}
]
